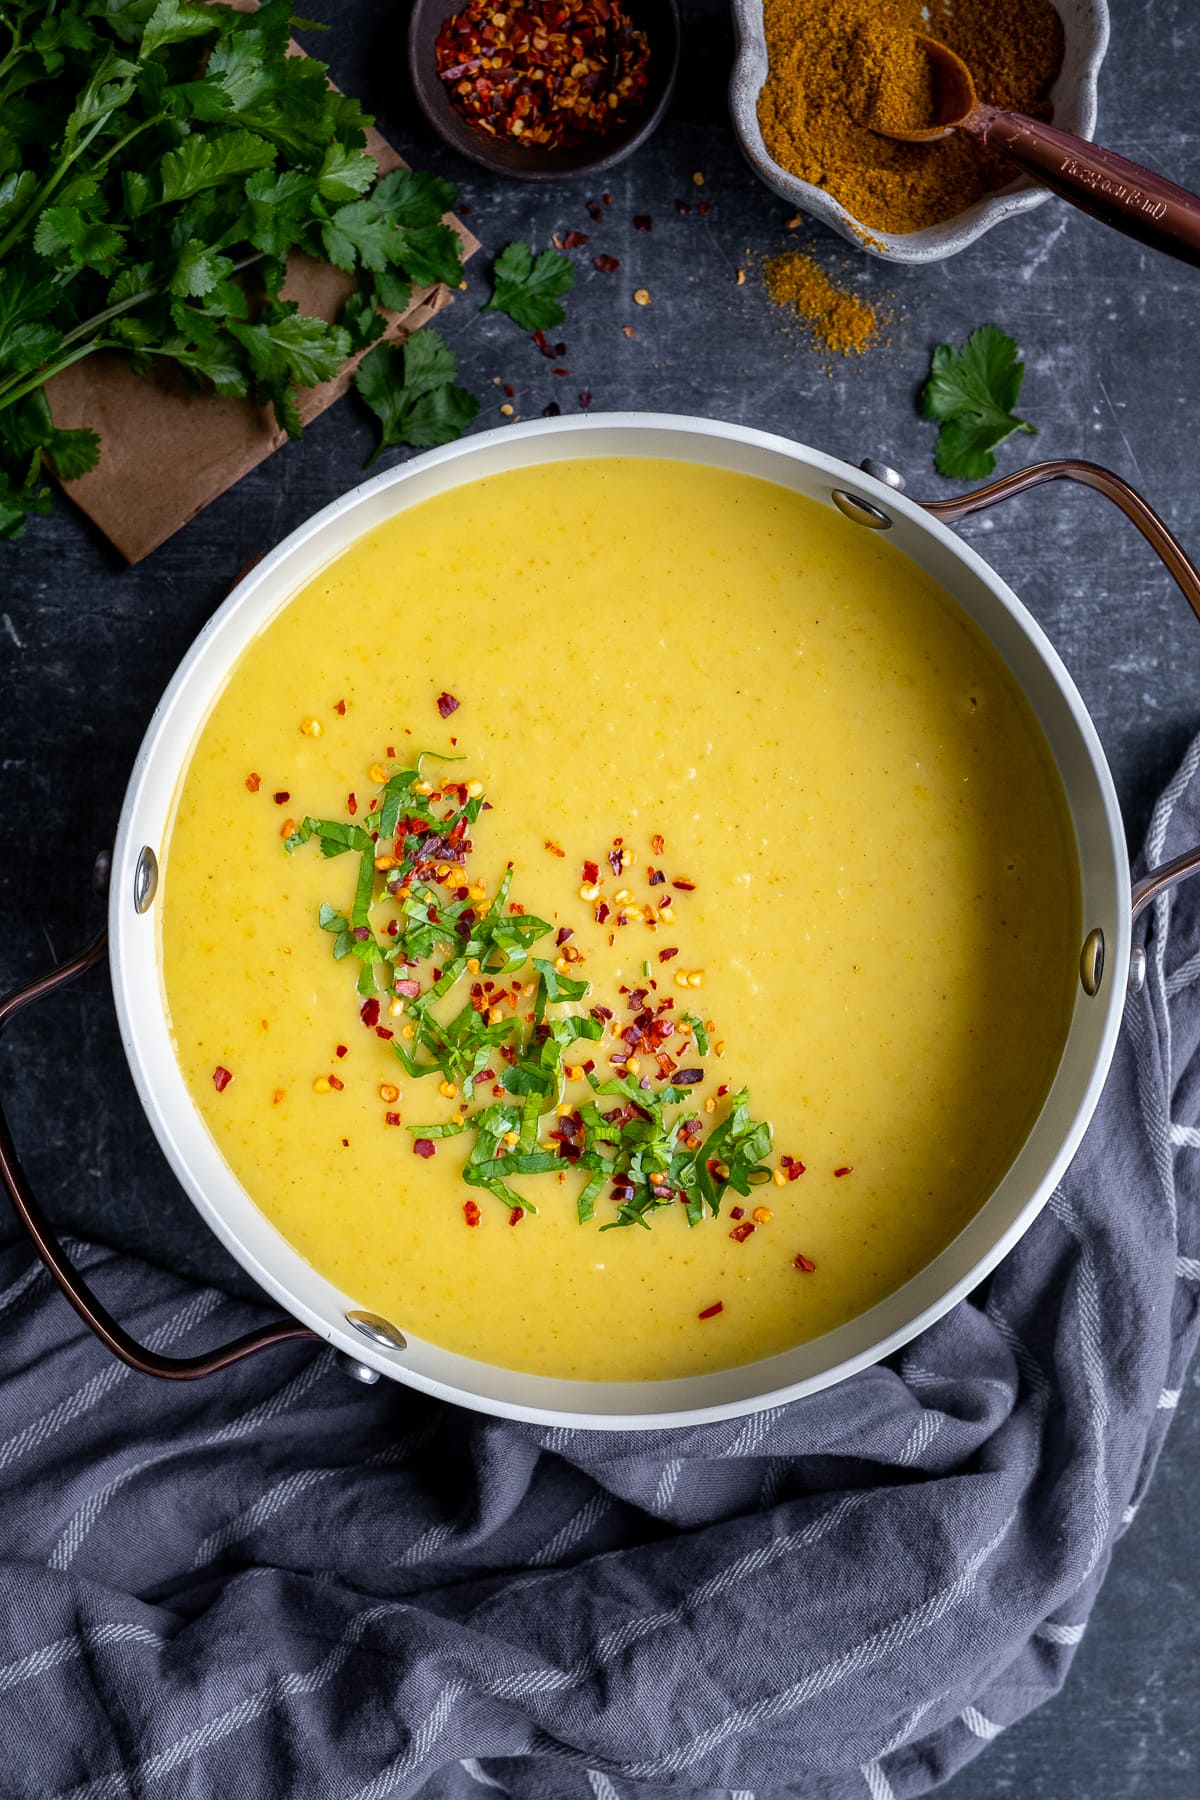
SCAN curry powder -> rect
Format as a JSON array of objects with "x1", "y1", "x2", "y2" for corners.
[
  {"x1": 757, "y1": 0, "x2": 1065, "y2": 234},
  {"x1": 763, "y1": 251, "x2": 881, "y2": 356}
]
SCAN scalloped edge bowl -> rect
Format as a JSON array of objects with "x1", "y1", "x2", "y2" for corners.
[{"x1": 729, "y1": 0, "x2": 1110, "y2": 261}]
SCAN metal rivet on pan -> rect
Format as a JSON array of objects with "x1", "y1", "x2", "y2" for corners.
[
  {"x1": 336, "y1": 1352, "x2": 381, "y2": 1386},
  {"x1": 1079, "y1": 928, "x2": 1105, "y2": 996},
  {"x1": 346, "y1": 1309, "x2": 408, "y2": 1351},
  {"x1": 133, "y1": 846, "x2": 158, "y2": 915},
  {"x1": 859, "y1": 458, "x2": 907, "y2": 492},
  {"x1": 832, "y1": 489, "x2": 893, "y2": 530},
  {"x1": 93, "y1": 850, "x2": 111, "y2": 896},
  {"x1": 1127, "y1": 945, "x2": 1146, "y2": 995}
]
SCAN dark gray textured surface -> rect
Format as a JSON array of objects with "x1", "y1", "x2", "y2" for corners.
[{"x1": 0, "y1": 1, "x2": 1196, "y2": 1793}]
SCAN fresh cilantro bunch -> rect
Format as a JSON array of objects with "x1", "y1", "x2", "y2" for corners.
[
  {"x1": 921, "y1": 324, "x2": 1037, "y2": 480},
  {"x1": 0, "y1": 0, "x2": 471, "y2": 539}
]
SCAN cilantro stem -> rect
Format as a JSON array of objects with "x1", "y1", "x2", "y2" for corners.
[
  {"x1": 0, "y1": 339, "x2": 110, "y2": 415},
  {"x1": 0, "y1": 114, "x2": 112, "y2": 263},
  {"x1": 0, "y1": 250, "x2": 267, "y2": 415}
]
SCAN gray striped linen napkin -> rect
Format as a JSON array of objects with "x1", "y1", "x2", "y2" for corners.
[{"x1": 0, "y1": 740, "x2": 1198, "y2": 1800}]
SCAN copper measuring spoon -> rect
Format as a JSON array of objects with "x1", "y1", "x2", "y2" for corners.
[{"x1": 872, "y1": 33, "x2": 1200, "y2": 267}]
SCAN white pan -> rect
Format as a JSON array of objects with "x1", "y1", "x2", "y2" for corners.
[{"x1": 4, "y1": 416, "x2": 1199, "y2": 1427}]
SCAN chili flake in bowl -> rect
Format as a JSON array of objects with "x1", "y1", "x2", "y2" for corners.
[{"x1": 409, "y1": 0, "x2": 681, "y2": 182}]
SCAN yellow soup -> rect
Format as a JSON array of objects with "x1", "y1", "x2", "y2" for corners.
[{"x1": 161, "y1": 458, "x2": 1078, "y2": 1381}]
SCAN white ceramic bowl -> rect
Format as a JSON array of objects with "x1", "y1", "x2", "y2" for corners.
[
  {"x1": 108, "y1": 415, "x2": 1131, "y2": 1429},
  {"x1": 729, "y1": 0, "x2": 1110, "y2": 261}
]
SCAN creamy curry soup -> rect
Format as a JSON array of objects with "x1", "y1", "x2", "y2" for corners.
[{"x1": 161, "y1": 458, "x2": 1078, "y2": 1381}]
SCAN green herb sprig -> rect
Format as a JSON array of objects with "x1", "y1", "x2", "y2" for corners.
[
  {"x1": 921, "y1": 324, "x2": 1037, "y2": 481},
  {"x1": 483, "y1": 240, "x2": 574, "y2": 331},
  {"x1": 287, "y1": 754, "x2": 774, "y2": 1228},
  {"x1": 0, "y1": 0, "x2": 470, "y2": 538}
]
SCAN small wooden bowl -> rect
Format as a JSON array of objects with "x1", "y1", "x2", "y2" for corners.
[{"x1": 408, "y1": 0, "x2": 681, "y2": 184}]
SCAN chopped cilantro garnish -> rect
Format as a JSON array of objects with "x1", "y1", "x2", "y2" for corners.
[{"x1": 288, "y1": 747, "x2": 774, "y2": 1226}]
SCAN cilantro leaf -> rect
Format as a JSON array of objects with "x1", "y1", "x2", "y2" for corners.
[
  {"x1": 484, "y1": 241, "x2": 574, "y2": 331},
  {"x1": 321, "y1": 197, "x2": 396, "y2": 274},
  {"x1": 0, "y1": 467, "x2": 52, "y2": 541},
  {"x1": 139, "y1": 1, "x2": 222, "y2": 62},
  {"x1": 169, "y1": 239, "x2": 234, "y2": 299},
  {"x1": 355, "y1": 329, "x2": 479, "y2": 463},
  {"x1": 371, "y1": 168, "x2": 459, "y2": 229},
  {"x1": 315, "y1": 143, "x2": 378, "y2": 205},
  {"x1": 160, "y1": 129, "x2": 276, "y2": 203},
  {"x1": 33, "y1": 206, "x2": 125, "y2": 270},
  {"x1": 921, "y1": 325, "x2": 1037, "y2": 480}
]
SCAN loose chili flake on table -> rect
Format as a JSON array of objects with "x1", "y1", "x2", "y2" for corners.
[{"x1": 435, "y1": 0, "x2": 652, "y2": 150}]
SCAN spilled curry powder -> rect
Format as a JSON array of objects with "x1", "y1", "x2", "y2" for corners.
[
  {"x1": 757, "y1": 0, "x2": 1065, "y2": 234},
  {"x1": 763, "y1": 251, "x2": 882, "y2": 357}
]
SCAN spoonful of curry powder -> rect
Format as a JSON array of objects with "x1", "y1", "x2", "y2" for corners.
[{"x1": 756, "y1": 0, "x2": 1064, "y2": 235}]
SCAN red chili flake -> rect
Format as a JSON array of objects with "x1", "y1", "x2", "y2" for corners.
[
  {"x1": 413, "y1": 1139, "x2": 436, "y2": 1159},
  {"x1": 697, "y1": 1300, "x2": 724, "y2": 1320},
  {"x1": 543, "y1": 402, "x2": 561, "y2": 417},
  {"x1": 273, "y1": 790, "x2": 290, "y2": 805},
  {"x1": 385, "y1": 1112, "x2": 402, "y2": 1126},
  {"x1": 675, "y1": 199, "x2": 693, "y2": 215},
  {"x1": 244, "y1": 773, "x2": 261, "y2": 793},
  {"x1": 335, "y1": 1044, "x2": 348, "y2": 1059},
  {"x1": 834, "y1": 1165, "x2": 853, "y2": 1178},
  {"x1": 729, "y1": 1221, "x2": 756, "y2": 1244},
  {"x1": 347, "y1": 792, "x2": 358, "y2": 816},
  {"x1": 608, "y1": 847, "x2": 623, "y2": 877},
  {"x1": 436, "y1": 691, "x2": 460, "y2": 718},
  {"x1": 551, "y1": 366, "x2": 569, "y2": 376},
  {"x1": 375, "y1": 1026, "x2": 394, "y2": 1041},
  {"x1": 658, "y1": 946, "x2": 679, "y2": 962},
  {"x1": 780, "y1": 1154, "x2": 806, "y2": 1181},
  {"x1": 586, "y1": 199, "x2": 604, "y2": 221},
  {"x1": 556, "y1": 926, "x2": 574, "y2": 945},
  {"x1": 328, "y1": 1075, "x2": 345, "y2": 1092},
  {"x1": 562, "y1": 230, "x2": 590, "y2": 248},
  {"x1": 729, "y1": 1205, "x2": 745, "y2": 1220},
  {"x1": 794, "y1": 1252, "x2": 817, "y2": 1273},
  {"x1": 647, "y1": 867, "x2": 665, "y2": 886},
  {"x1": 579, "y1": 390, "x2": 593, "y2": 408},
  {"x1": 334, "y1": 698, "x2": 347, "y2": 715},
  {"x1": 602, "y1": 192, "x2": 612, "y2": 205},
  {"x1": 716, "y1": 1084, "x2": 730, "y2": 1097},
  {"x1": 436, "y1": 5, "x2": 651, "y2": 150},
  {"x1": 342, "y1": 1137, "x2": 350, "y2": 1147},
  {"x1": 594, "y1": 901, "x2": 611, "y2": 924},
  {"x1": 697, "y1": 201, "x2": 711, "y2": 216},
  {"x1": 582, "y1": 859, "x2": 600, "y2": 884},
  {"x1": 672, "y1": 877, "x2": 697, "y2": 891},
  {"x1": 509, "y1": 1207, "x2": 524, "y2": 1226},
  {"x1": 633, "y1": 213, "x2": 652, "y2": 231},
  {"x1": 593, "y1": 254, "x2": 620, "y2": 274},
  {"x1": 360, "y1": 997, "x2": 381, "y2": 1029},
  {"x1": 387, "y1": 744, "x2": 397, "y2": 758},
  {"x1": 212, "y1": 1065, "x2": 233, "y2": 1092},
  {"x1": 651, "y1": 833, "x2": 665, "y2": 854},
  {"x1": 463, "y1": 1199, "x2": 482, "y2": 1227}
]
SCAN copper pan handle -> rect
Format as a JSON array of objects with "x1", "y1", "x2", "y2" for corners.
[
  {"x1": 965, "y1": 109, "x2": 1200, "y2": 270},
  {"x1": 0, "y1": 934, "x2": 319, "y2": 1377},
  {"x1": 922, "y1": 458, "x2": 1200, "y2": 626},
  {"x1": 919, "y1": 458, "x2": 1200, "y2": 940}
]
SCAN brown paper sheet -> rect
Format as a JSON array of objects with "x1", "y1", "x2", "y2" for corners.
[{"x1": 45, "y1": 123, "x2": 479, "y2": 564}]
